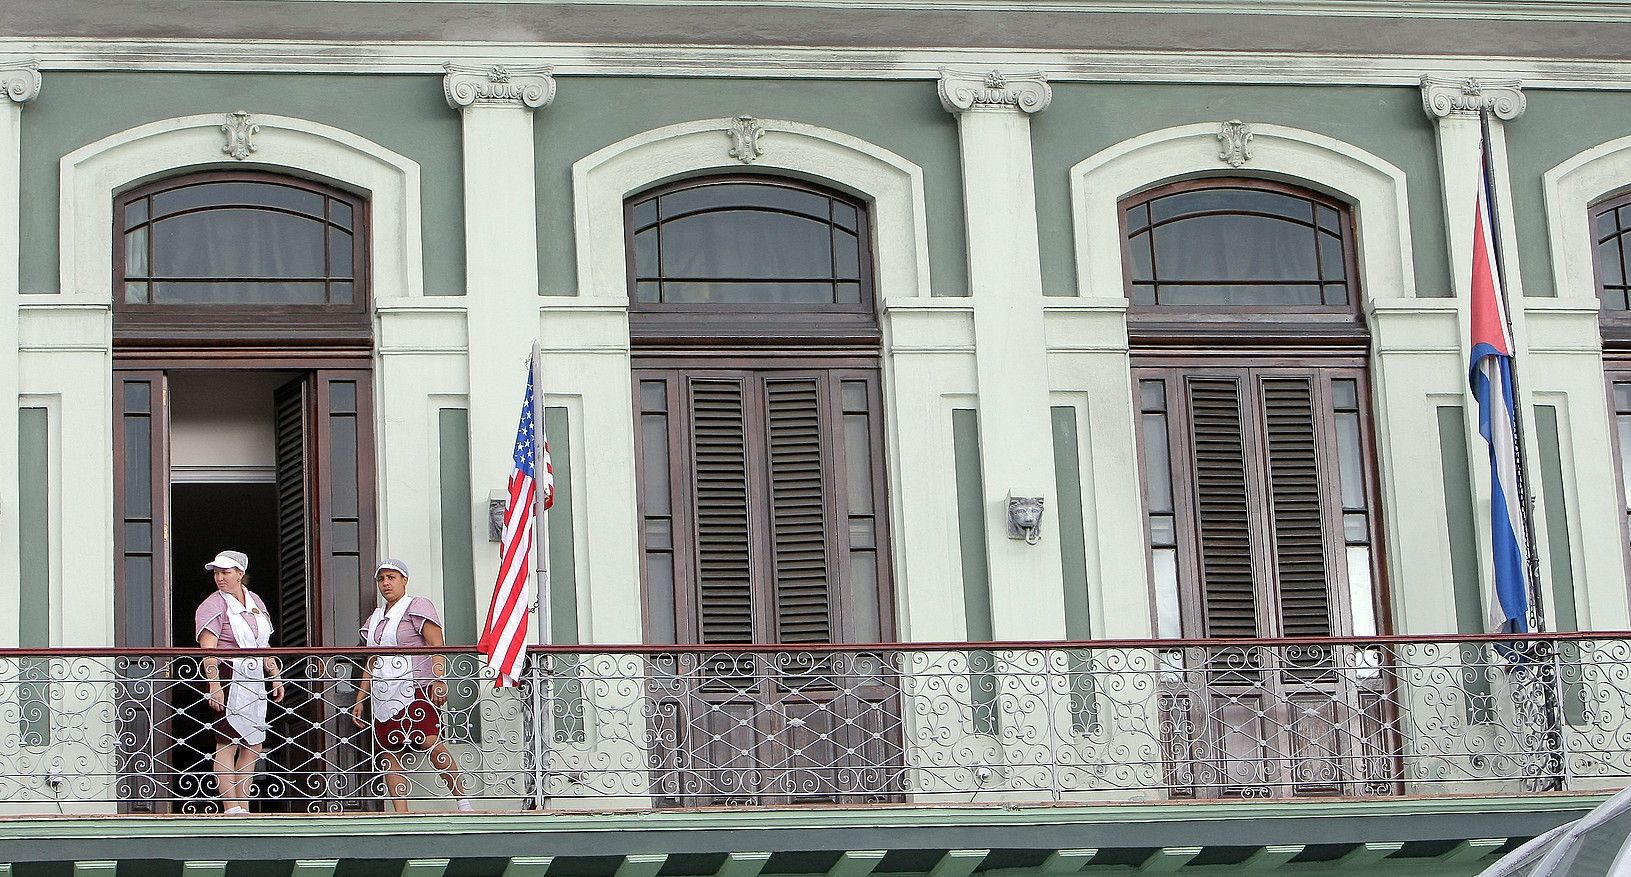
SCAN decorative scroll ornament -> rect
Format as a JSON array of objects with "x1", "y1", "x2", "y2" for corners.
[
  {"x1": 938, "y1": 67, "x2": 1051, "y2": 115},
  {"x1": 221, "y1": 111, "x2": 259, "y2": 161},
  {"x1": 0, "y1": 61, "x2": 41, "y2": 105},
  {"x1": 1217, "y1": 120, "x2": 1253, "y2": 168},
  {"x1": 443, "y1": 63, "x2": 555, "y2": 110},
  {"x1": 1420, "y1": 76, "x2": 1526, "y2": 121},
  {"x1": 726, "y1": 115, "x2": 766, "y2": 164}
]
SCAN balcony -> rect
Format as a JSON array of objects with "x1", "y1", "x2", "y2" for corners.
[{"x1": 0, "y1": 633, "x2": 1623, "y2": 814}]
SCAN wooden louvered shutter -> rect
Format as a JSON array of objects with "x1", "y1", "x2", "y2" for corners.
[
  {"x1": 1186, "y1": 377, "x2": 1259, "y2": 638},
  {"x1": 765, "y1": 378, "x2": 831, "y2": 644},
  {"x1": 273, "y1": 377, "x2": 312, "y2": 648},
  {"x1": 312, "y1": 370, "x2": 377, "y2": 645},
  {"x1": 1259, "y1": 377, "x2": 1332, "y2": 637},
  {"x1": 690, "y1": 378, "x2": 755, "y2": 644}
]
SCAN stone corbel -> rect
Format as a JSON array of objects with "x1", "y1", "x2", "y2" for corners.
[
  {"x1": 938, "y1": 68, "x2": 1051, "y2": 115},
  {"x1": 1, "y1": 61, "x2": 41, "y2": 105},
  {"x1": 443, "y1": 63, "x2": 556, "y2": 111},
  {"x1": 1420, "y1": 76, "x2": 1525, "y2": 121}
]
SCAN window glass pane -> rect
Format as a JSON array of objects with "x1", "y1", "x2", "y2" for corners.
[
  {"x1": 1127, "y1": 231, "x2": 1154, "y2": 282},
  {"x1": 153, "y1": 181, "x2": 324, "y2": 220},
  {"x1": 1151, "y1": 188, "x2": 1311, "y2": 224},
  {"x1": 641, "y1": 413, "x2": 672, "y2": 515},
  {"x1": 1131, "y1": 283, "x2": 1156, "y2": 305},
  {"x1": 1152, "y1": 215, "x2": 1318, "y2": 281},
  {"x1": 328, "y1": 198, "x2": 353, "y2": 229},
  {"x1": 662, "y1": 281, "x2": 834, "y2": 304},
  {"x1": 123, "y1": 382, "x2": 150, "y2": 412},
  {"x1": 125, "y1": 198, "x2": 148, "y2": 229},
  {"x1": 1319, "y1": 230, "x2": 1347, "y2": 280},
  {"x1": 848, "y1": 517, "x2": 876, "y2": 549},
  {"x1": 1600, "y1": 240, "x2": 1626, "y2": 286},
  {"x1": 1596, "y1": 207, "x2": 1619, "y2": 241},
  {"x1": 125, "y1": 228, "x2": 148, "y2": 277},
  {"x1": 645, "y1": 553, "x2": 676, "y2": 645},
  {"x1": 153, "y1": 281, "x2": 326, "y2": 304},
  {"x1": 329, "y1": 381, "x2": 357, "y2": 412},
  {"x1": 841, "y1": 381, "x2": 868, "y2": 414},
  {"x1": 658, "y1": 183, "x2": 829, "y2": 221},
  {"x1": 123, "y1": 418, "x2": 151, "y2": 514},
  {"x1": 633, "y1": 229, "x2": 659, "y2": 278},
  {"x1": 1157, "y1": 283, "x2": 1324, "y2": 307},
  {"x1": 845, "y1": 414, "x2": 875, "y2": 515},
  {"x1": 1140, "y1": 411, "x2": 1175, "y2": 514},
  {"x1": 1619, "y1": 415, "x2": 1631, "y2": 508},
  {"x1": 645, "y1": 517, "x2": 673, "y2": 551},
  {"x1": 636, "y1": 281, "x2": 661, "y2": 303},
  {"x1": 831, "y1": 202, "x2": 859, "y2": 233},
  {"x1": 1317, "y1": 205, "x2": 1341, "y2": 235},
  {"x1": 1125, "y1": 202, "x2": 1151, "y2": 234},
  {"x1": 1332, "y1": 379, "x2": 1359, "y2": 409},
  {"x1": 836, "y1": 282, "x2": 861, "y2": 304},
  {"x1": 1344, "y1": 512, "x2": 1369, "y2": 543},
  {"x1": 1153, "y1": 548, "x2": 1181, "y2": 638},
  {"x1": 1616, "y1": 382, "x2": 1631, "y2": 413},
  {"x1": 848, "y1": 551, "x2": 881, "y2": 642},
  {"x1": 124, "y1": 282, "x2": 149, "y2": 304},
  {"x1": 631, "y1": 198, "x2": 658, "y2": 230},
  {"x1": 1323, "y1": 283, "x2": 1349, "y2": 306},
  {"x1": 1150, "y1": 513, "x2": 1176, "y2": 547},
  {"x1": 1346, "y1": 546, "x2": 1376, "y2": 637},
  {"x1": 1139, "y1": 379, "x2": 1167, "y2": 413},
  {"x1": 330, "y1": 281, "x2": 353, "y2": 304},
  {"x1": 1335, "y1": 411, "x2": 1366, "y2": 509},
  {"x1": 640, "y1": 381, "x2": 669, "y2": 413},
  {"x1": 833, "y1": 229, "x2": 861, "y2": 279},
  {"x1": 152, "y1": 210, "x2": 326, "y2": 277},
  {"x1": 329, "y1": 228, "x2": 354, "y2": 278},
  {"x1": 659, "y1": 211, "x2": 834, "y2": 279}
]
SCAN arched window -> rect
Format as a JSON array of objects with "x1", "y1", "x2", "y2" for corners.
[
  {"x1": 1595, "y1": 191, "x2": 1631, "y2": 315},
  {"x1": 114, "y1": 171, "x2": 369, "y2": 346},
  {"x1": 1124, "y1": 179, "x2": 1355, "y2": 310},
  {"x1": 1121, "y1": 179, "x2": 1381, "y2": 643},
  {"x1": 626, "y1": 176, "x2": 892, "y2": 647},
  {"x1": 1592, "y1": 192, "x2": 1631, "y2": 568}
]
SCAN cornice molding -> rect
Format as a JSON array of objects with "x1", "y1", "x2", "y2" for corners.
[
  {"x1": 938, "y1": 68, "x2": 1051, "y2": 114},
  {"x1": 443, "y1": 63, "x2": 555, "y2": 110},
  {"x1": 1, "y1": 60, "x2": 41, "y2": 105},
  {"x1": 1420, "y1": 75, "x2": 1525, "y2": 120}
]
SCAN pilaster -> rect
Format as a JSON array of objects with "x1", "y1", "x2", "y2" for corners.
[
  {"x1": 939, "y1": 68, "x2": 1067, "y2": 639},
  {"x1": 446, "y1": 63, "x2": 553, "y2": 639},
  {"x1": 0, "y1": 61, "x2": 40, "y2": 648}
]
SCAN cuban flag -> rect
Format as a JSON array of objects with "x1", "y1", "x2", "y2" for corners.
[{"x1": 1468, "y1": 139, "x2": 1531, "y2": 634}]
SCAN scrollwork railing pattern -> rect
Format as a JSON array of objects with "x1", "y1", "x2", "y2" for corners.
[{"x1": 0, "y1": 635, "x2": 1621, "y2": 812}]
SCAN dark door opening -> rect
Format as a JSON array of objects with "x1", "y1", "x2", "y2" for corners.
[{"x1": 169, "y1": 482, "x2": 280, "y2": 649}]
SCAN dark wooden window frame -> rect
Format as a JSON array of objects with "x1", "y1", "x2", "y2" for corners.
[
  {"x1": 625, "y1": 174, "x2": 881, "y2": 347},
  {"x1": 1120, "y1": 177, "x2": 1367, "y2": 346},
  {"x1": 113, "y1": 170, "x2": 372, "y2": 352},
  {"x1": 1592, "y1": 189, "x2": 1631, "y2": 346}
]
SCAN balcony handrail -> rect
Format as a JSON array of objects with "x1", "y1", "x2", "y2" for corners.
[{"x1": 0, "y1": 630, "x2": 1622, "y2": 658}]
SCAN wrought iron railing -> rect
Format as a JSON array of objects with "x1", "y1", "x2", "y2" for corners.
[{"x1": 0, "y1": 634, "x2": 1625, "y2": 813}]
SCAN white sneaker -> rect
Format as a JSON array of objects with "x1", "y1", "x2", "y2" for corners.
[{"x1": 224, "y1": 806, "x2": 249, "y2": 815}]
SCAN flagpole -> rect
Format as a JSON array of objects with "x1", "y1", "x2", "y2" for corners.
[
  {"x1": 1478, "y1": 106, "x2": 1548, "y2": 635},
  {"x1": 527, "y1": 340, "x2": 551, "y2": 810}
]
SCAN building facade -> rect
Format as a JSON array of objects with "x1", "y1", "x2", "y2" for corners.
[{"x1": 6, "y1": 1, "x2": 1631, "y2": 874}]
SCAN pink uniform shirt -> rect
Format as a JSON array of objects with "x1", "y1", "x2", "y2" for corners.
[
  {"x1": 364, "y1": 596, "x2": 443, "y2": 682},
  {"x1": 195, "y1": 590, "x2": 270, "y2": 648}
]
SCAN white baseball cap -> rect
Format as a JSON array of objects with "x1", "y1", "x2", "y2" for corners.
[
  {"x1": 376, "y1": 558, "x2": 410, "y2": 577},
  {"x1": 205, "y1": 551, "x2": 248, "y2": 572}
]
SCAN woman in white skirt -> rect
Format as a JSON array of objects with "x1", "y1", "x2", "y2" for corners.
[{"x1": 194, "y1": 550, "x2": 284, "y2": 814}]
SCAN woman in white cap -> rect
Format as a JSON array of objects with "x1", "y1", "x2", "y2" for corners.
[
  {"x1": 350, "y1": 558, "x2": 473, "y2": 812},
  {"x1": 194, "y1": 550, "x2": 283, "y2": 815}
]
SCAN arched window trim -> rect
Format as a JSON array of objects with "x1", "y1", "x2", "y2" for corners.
[
  {"x1": 111, "y1": 169, "x2": 372, "y2": 349},
  {"x1": 1118, "y1": 176, "x2": 1367, "y2": 348},
  {"x1": 624, "y1": 174, "x2": 881, "y2": 350},
  {"x1": 1591, "y1": 188, "x2": 1631, "y2": 347}
]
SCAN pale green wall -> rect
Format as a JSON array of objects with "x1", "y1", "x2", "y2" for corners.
[
  {"x1": 1032, "y1": 83, "x2": 1449, "y2": 298},
  {"x1": 18, "y1": 72, "x2": 465, "y2": 295},
  {"x1": 534, "y1": 77, "x2": 968, "y2": 296},
  {"x1": 1505, "y1": 88, "x2": 1631, "y2": 298}
]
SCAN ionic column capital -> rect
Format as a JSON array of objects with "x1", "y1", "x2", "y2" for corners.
[
  {"x1": 938, "y1": 68, "x2": 1051, "y2": 116},
  {"x1": 443, "y1": 63, "x2": 555, "y2": 111},
  {"x1": 1, "y1": 61, "x2": 41, "y2": 106},
  {"x1": 1420, "y1": 75, "x2": 1524, "y2": 121}
]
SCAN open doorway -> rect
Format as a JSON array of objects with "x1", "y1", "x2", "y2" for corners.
[{"x1": 167, "y1": 371, "x2": 292, "y2": 648}]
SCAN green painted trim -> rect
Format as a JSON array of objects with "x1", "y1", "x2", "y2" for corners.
[
  {"x1": 181, "y1": 863, "x2": 227, "y2": 877},
  {"x1": 18, "y1": 407, "x2": 48, "y2": 648},
  {"x1": 952, "y1": 409, "x2": 992, "y2": 641},
  {"x1": 438, "y1": 408, "x2": 477, "y2": 645},
  {"x1": 1050, "y1": 406, "x2": 1091, "y2": 640},
  {"x1": 1437, "y1": 405, "x2": 1483, "y2": 636},
  {"x1": 544, "y1": 406, "x2": 579, "y2": 645},
  {"x1": 714, "y1": 852, "x2": 771, "y2": 877},
  {"x1": 1038, "y1": 851, "x2": 1096, "y2": 874},
  {"x1": 1438, "y1": 839, "x2": 1506, "y2": 864},
  {"x1": 1336, "y1": 842, "x2": 1404, "y2": 867},
  {"x1": 505, "y1": 857, "x2": 555, "y2": 877},
  {"x1": 72, "y1": 864, "x2": 117, "y2": 877},
  {"x1": 927, "y1": 851, "x2": 987, "y2": 877},
  {"x1": 1534, "y1": 406, "x2": 1579, "y2": 632},
  {"x1": 1137, "y1": 848, "x2": 1200, "y2": 873},
  {"x1": 401, "y1": 860, "x2": 451, "y2": 877},
  {"x1": 825, "y1": 852, "x2": 885, "y2": 877},
  {"x1": 617, "y1": 854, "x2": 670, "y2": 877},
  {"x1": 291, "y1": 861, "x2": 340, "y2": 877}
]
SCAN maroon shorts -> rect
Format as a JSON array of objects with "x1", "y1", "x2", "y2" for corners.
[{"x1": 373, "y1": 686, "x2": 441, "y2": 752}]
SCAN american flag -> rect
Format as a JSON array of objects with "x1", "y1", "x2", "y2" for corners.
[{"x1": 478, "y1": 360, "x2": 554, "y2": 686}]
